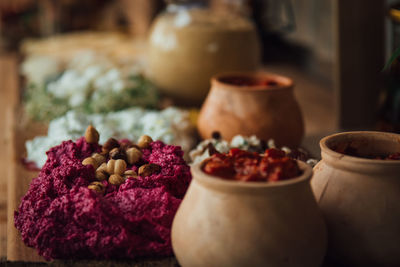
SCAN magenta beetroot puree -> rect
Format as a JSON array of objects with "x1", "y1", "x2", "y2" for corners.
[{"x1": 14, "y1": 127, "x2": 191, "y2": 260}]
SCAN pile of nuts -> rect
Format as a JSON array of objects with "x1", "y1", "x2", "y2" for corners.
[{"x1": 83, "y1": 125, "x2": 161, "y2": 195}]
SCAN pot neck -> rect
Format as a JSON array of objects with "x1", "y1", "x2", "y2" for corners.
[
  {"x1": 190, "y1": 160, "x2": 312, "y2": 194},
  {"x1": 211, "y1": 72, "x2": 294, "y2": 93},
  {"x1": 320, "y1": 131, "x2": 400, "y2": 174}
]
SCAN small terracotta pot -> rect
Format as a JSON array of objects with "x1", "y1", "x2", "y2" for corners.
[
  {"x1": 172, "y1": 161, "x2": 327, "y2": 267},
  {"x1": 311, "y1": 131, "x2": 400, "y2": 267},
  {"x1": 197, "y1": 72, "x2": 304, "y2": 148}
]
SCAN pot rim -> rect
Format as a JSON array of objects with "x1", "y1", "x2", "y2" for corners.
[
  {"x1": 320, "y1": 131, "x2": 400, "y2": 165},
  {"x1": 190, "y1": 160, "x2": 312, "y2": 193},
  {"x1": 211, "y1": 71, "x2": 294, "y2": 92}
]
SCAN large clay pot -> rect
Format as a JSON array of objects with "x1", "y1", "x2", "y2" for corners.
[
  {"x1": 172, "y1": 161, "x2": 326, "y2": 267},
  {"x1": 311, "y1": 131, "x2": 400, "y2": 267},
  {"x1": 197, "y1": 72, "x2": 304, "y2": 148}
]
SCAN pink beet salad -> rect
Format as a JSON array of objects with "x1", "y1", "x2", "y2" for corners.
[{"x1": 14, "y1": 126, "x2": 191, "y2": 260}]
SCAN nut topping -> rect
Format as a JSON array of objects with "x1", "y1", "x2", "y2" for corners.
[
  {"x1": 92, "y1": 153, "x2": 106, "y2": 165},
  {"x1": 82, "y1": 157, "x2": 99, "y2": 169},
  {"x1": 107, "y1": 159, "x2": 127, "y2": 175},
  {"x1": 109, "y1": 147, "x2": 127, "y2": 160},
  {"x1": 126, "y1": 147, "x2": 142, "y2": 165},
  {"x1": 97, "y1": 162, "x2": 107, "y2": 173},
  {"x1": 102, "y1": 138, "x2": 119, "y2": 153},
  {"x1": 85, "y1": 125, "x2": 99, "y2": 144},
  {"x1": 106, "y1": 159, "x2": 116, "y2": 174},
  {"x1": 109, "y1": 174, "x2": 125, "y2": 185},
  {"x1": 138, "y1": 163, "x2": 160, "y2": 177},
  {"x1": 138, "y1": 135, "x2": 153, "y2": 149},
  {"x1": 114, "y1": 159, "x2": 127, "y2": 175},
  {"x1": 88, "y1": 181, "x2": 105, "y2": 195},
  {"x1": 124, "y1": 169, "x2": 138, "y2": 179},
  {"x1": 95, "y1": 170, "x2": 108, "y2": 181}
]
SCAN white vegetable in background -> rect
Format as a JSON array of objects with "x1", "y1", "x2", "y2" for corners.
[{"x1": 26, "y1": 107, "x2": 196, "y2": 168}]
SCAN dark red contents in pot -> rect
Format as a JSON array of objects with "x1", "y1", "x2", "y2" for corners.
[
  {"x1": 219, "y1": 76, "x2": 278, "y2": 87},
  {"x1": 14, "y1": 137, "x2": 191, "y2": 260},
  {"x1": 202, "y1": 148, "x2": 302, "y2": 182},
  {"x1": 334, "y1": 143, "x2": 400, "y2": 160}
]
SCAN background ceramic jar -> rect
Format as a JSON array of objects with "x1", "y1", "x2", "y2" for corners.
[
  {"x1": 312, "y1": 131, "x2": 400, "y2": 267},
  {"x1": 148, "y1": 4, "x2": 261, "y2": 106},
  {"x1": 197, "y1": 72, "x2": 304, "y2": 148},
  {"x1": 172, "y1": 161, "x2": 326, "y2": 267}
]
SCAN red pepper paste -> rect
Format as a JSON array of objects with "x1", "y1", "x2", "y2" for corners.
[{"x1": 202, "y1": 148, "x2": 302, "y2": 182}]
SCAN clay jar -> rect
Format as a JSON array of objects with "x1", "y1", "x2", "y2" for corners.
[
  {"x1": 148, "y1": 7, "x2": 260, "y2": 106},
  {"x1": 172, "y1": 161, "x2": 327, "y2": 267},
  {"x1": 197, "y1": 72, "x2": 304, "y2": 148},
  {"x1": 311, "y1": 131, "x2": 400, "y2": 267}
]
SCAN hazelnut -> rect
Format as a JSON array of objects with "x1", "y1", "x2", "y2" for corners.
[
  {"x1": 126, "y1": 147, "x2": 142, "y2": 165},
  {"x1": 95, "y1": 170, "x2": 108, "y2": 181},
  {"x1": 120, "y1": 142, "x2": 133, "y2": 151},
  {"x1": 97, "y1": 163, "x2": 107, "y2": 173},
  {"x1": 102, "y1": 138, "x2": 119, "y2": 153},
  {"x1": 138, "y1": 163, "x2": 160, "y2": 177},
  {"x1": 109, "y1": 174, "x2": 125, "y2": 185},
  {"x1": 88, "y1": 181, "x2": 105, "y2": 195},
  {"x1": 114, "y1": 159, "x2": 127, "y2": 175},
  {"x1": 106, "y1": 159, "x2": 126, "y2": 175},
  {"x1": 109, "y1": 147, "x2": 127, "y2": 160},
  {"x1": 85, "y1": 125, "x2": 99, "y2": 144},
  {"x1": 92, "y1": 153, "x2": 106, "y2": 165},
  {"x1": 82, "y1": 157, "x2": 98, "y2": 169},
  {"x1": 138, "y1": 135, "x2": 153, "y2": 149},
  {"x1": 123, "y1": 169, "x2": 138, "y2": 179}
]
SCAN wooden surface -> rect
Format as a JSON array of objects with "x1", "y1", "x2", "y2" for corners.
[
  {"x1": 0, "y1": 53, "x2": 19, "y2": 260},
  {"x1": 1, "y1": 53, "x2": 336, "y2": 263}
]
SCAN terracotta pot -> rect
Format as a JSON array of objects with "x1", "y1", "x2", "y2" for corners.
[
  {"x1": 172, "y1": 161, "x2": 327, "y2": 267},
  {"x1": 311, "y1": 131, "x2": 400, "y2": 267},
  {"x1": 197, "y1": 72, "x2": 304, "y2": 148}
]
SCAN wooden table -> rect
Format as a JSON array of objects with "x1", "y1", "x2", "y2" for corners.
[{"x1": 0, "y1": 52, "x2": 337, "y2": 265}]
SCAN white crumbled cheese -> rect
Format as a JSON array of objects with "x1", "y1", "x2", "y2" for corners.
[
  {"x1": 174, "y1": 10, "x2": 192, "y2": 28},
  {"x1": 20, "y1": 55, "x2": 61, "y2": 86},
  {"x1": 230, "y1": 135, "x2": 261, "y2": 151},
  {"x1": 306, "y1": 159, "x2": 319, "y2": 167},
  {"x1": 267, "y1": 139, "x2": 276, "y2": 148},
  {"x1": 189, "y1": 138, "x2": 230, "y2": 164},
  {"x1": 281, "y1": 146, "x2": 292, "y2": 154},
  {"x1": 26, "y1": 107, "x2": 196, "y2": 168}
]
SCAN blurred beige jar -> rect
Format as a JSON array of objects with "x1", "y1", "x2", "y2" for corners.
[
  {"x1": 172, "y1": 161, "x2": 326, "y2": 267},
  {"x1": 312, "y1": 131, "x2": 400, "y2": 267},
  {"x1": 148, "y1": 5, "x2": 261, "y2": 105}
]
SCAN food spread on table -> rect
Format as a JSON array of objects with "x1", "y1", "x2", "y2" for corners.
[
  {"x1": 15, "y1": 126, "x2": 191, "y2": 260},
  {"x1": 5, "y1": 2, "x2": 399, "y2": 266},
  {"x1": 202, "y1": 148, "x2": 302, "y2": 182}
]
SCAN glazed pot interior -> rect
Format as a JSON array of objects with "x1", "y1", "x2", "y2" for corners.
[
  {"x1": 190, "y1": 160, "x2": 312, "y2": 194},
  {"x1": 213, "y1": 72, "x2": 293, "y2": 91},
  {"x1": 322, "y1": 131, "x2": 400, "y2": 160}
]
